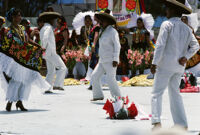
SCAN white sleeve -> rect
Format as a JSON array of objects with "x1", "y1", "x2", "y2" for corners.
[
  {"x1": 112, "y1": 30, "x2": 121, "y2": 63},
  {"x1": 41, "y1": 27, "x2": 50, "y2": 49},
  {"x1": 152, "y1": 22, "x2": 169, "y2": 65}
]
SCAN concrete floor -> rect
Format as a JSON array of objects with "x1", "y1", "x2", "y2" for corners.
[{"x1": 0, "y1": 85, "x2": 199, "y2": 135}]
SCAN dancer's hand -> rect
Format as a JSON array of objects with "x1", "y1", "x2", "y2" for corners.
[
  {"x1": 112, "y1": 61, "x2": 118, "y2": 67},
  {"x1": 151, "y1": 64, "x2": 157, "y2": 74},
  {"x1": 178, "y1": 57, "x2": 187, "y2": 66}
]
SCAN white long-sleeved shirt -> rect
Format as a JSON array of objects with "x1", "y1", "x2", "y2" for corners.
[
  {"x1": 40, "y1": 23, "x2": 57, "y2": 58},
  {"x1": 152, "y1": 17, "x2": 199, "y2": 73},
  {"x1": 98, "y1": 25, "x2": 121, "y2": 63}
]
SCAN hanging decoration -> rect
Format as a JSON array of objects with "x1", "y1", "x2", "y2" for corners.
[
  {"x1": 126, "y1": 0, "x2": 137, "y2": 13},
  {"x1": 139, "y1": 0, "x2": 146, "y2": 13}
]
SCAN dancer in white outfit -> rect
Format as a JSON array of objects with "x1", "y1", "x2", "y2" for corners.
[
  {"x1": 39, "y1": 12, "x2": 67, "y2": 93},
  {"x1": 150, "y1": 0, "x2": 199, "y2": 129},
  {"x1": 91, "y1": 12, "x2": 121, "y2": 101}
]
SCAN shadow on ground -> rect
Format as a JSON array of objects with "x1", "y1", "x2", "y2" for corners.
[{"x1": 0, "y1": 109, "x2": 49, "y2": 114}]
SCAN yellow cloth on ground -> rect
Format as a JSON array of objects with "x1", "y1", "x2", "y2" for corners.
[
  {"x1": 64, "y1": 78, "x2": 81, "y2": 86},
  {"x1": 120, "y1": 75, "x2": 154, "y2": 87},
  {"x1": 42, "y1": 76, "x2": 81, "y2": 86}
]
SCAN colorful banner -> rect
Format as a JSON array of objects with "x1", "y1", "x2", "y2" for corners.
[
  {"x1": 97, "y1": 0, "x2": 145, "y2": 13},
  {"x1": 114, "y1": 12, "x2": 136, "y2": 27},
  {"x1": 114, "y1": 14, "x2": 131, "y2": 26},
  {"x1": 96, "y1": 0, "x2": 146, "y2": 27}
]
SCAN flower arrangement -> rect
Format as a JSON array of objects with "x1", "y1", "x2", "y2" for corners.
[
  {"x1": 61, "y1": 48, "x2": 90, "y2": 74},
  {"x1": 127, "y1": 49, "x2": 153, "y2": 76},
  {"x1": 103, "y1": 96, "x2": 138, "y2": 119},
  {"x1": 180, "y1": 72, "x2": 200, "y2": 93}
]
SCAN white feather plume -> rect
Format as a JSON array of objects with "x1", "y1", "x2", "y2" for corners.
[
  {"x1": 72, "y1": 11, "x2": 96, "y2": 35},
  {"x1": 127, "y1": 13, "x2": 155, "y2": 39},
  {"x1": 183, "y1": 13, "x2": 199, "y2": 33}
]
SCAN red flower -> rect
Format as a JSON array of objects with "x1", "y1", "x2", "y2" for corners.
[
  {"x1": 25, "y1": 55, "x2": 30, "y2": 62},
  {"x1": 28, "y1": 50, "x2": 32, "y2": 54},
  {"x1": 98, "y1": 0, "x2": 108, "y2": 9},
  {"x1": 24, "y1": 42, "x2": 28, "y2": 46},
  {"x1": 103, "y1": 99, "x2": 115, "y2": 118},
  {"x1": 127, "y1": 102, "x2": 138, "y2": 119},
  {"x1": 126, "y1": 0, "x2": 136, "y2": 10}
]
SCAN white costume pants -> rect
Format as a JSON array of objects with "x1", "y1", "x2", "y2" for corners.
[
  {"x1": 91, "y1": 62, "x2": 121, "y2": 99},
  {"x1": 151, "y1": 68, "x2": 188, "y2": 127},
  {"x1": 45, "y1": 54, "x2": 67, "y2": 89}
]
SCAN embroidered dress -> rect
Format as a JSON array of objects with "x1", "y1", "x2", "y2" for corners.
[
  {"x1": 89, "y1": 25, "x2": 100, "y2": 69},
  {"x1": 80, "y1": 25, "x2": 92, "y2": 47},
  {"x1": 0, "y1": 27, "x2": 6, "y2": 42},
  {"x1": 0, "y1": 25, "x2": 43, "y2": 72},
  {"x1": 117, "y1": 36, "x2": 129, "y2": 75},
  {"x1": 131, "y1": 27, "x2": 150, "y2": 51},
  {"x1": 0, "y1": 25, "x2": 50, "y2": 101},
  {"x1": 54, "y1": 24, "x2": 69, "y2": 55}
]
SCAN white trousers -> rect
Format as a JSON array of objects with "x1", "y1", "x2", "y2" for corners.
[
  {"x1": 6, "y1": 79, "x2": 31, "y2": 102},
  {"x1": 45, "y1": 54, "x2": 67, "y2": 89},
  {"x1": 85, "y1": 63, "x2": 93, "y2": 81},
  {"x1": 91, "y1": 62, "x2": 121, "y2": 99},
  {"x1": 151, "y1": 68, "x2": 188, "y2": 127}
]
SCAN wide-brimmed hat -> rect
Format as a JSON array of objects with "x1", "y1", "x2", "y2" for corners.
[
  {"x1": 164, "y1": 0, "x2": 192, "y2": 14},
  {"x1": 95, "y1": 12, "x2": 116, "y2": 25},
  {"x1": 39, "y1": 11, "x2": 61, "y2": 20}
]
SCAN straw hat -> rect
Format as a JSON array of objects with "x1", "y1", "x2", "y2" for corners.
[
  {"x1": 39, "y1": 11, "x2": 61, "y2": 20},
  {"x1": 164, "y1": 0, "x2": 192, "y2": 14},
  {"x1": 95, "y1": 12, "x2": 116, "y2": 25}
]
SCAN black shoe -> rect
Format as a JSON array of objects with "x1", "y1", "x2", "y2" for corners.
[
  {"x1": 44, "y1": 90, "x2": 53, "y2": 94},
  {"x1": 16, "y1": 100, "x2": 28, "y2": 111},
  {"x1": 90, "y1": 97, "x2": 104, "y2": 101},
  {"x1": 87, "y1": 86, "x2": 92, "y2": 90},
  {"x1": 53, "y1": 86, "x2": 64, "y2": 90},
  {"x1": 6, "y1": 102, "x2": 12, "y2": 112}
]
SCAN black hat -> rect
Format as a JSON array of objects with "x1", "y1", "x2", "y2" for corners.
[
  {"x1": 95, "y1": 12, "x2": 116, "y2": 25},
  {"x1": 164, "y1": 0, "x2": 192, "y2": 14},
  {"x1": 39, "y1": 12, "x2": 61, "y2": 20}
]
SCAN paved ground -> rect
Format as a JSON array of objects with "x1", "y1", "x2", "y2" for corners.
[{"x1": 0, "y1": 84, "x2": 199, "y2": 135}]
